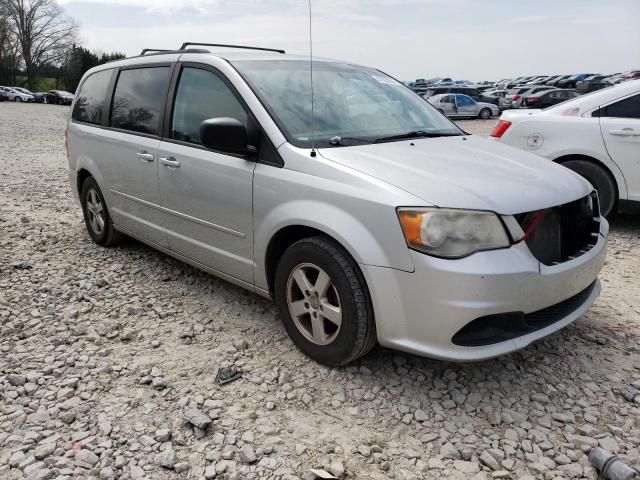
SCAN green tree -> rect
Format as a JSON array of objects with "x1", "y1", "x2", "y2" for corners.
[
  {"x1": 61, "y1": 46, "x2": 124, "y2": 92},
  {"x1": 3, "y1": 0, "x2": 78, "y2": 90},
  {"x1": 0, "y1": 2, "x2": 19, "y2": 85}
]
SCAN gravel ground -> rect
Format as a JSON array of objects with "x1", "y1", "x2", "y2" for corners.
[{"x1": 1, "y1": 103, "x2": 639, "y2": 480}]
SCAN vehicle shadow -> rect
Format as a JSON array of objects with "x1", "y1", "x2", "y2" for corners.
[{"x1": 608, "y1": 213, "x2": 640, "y2": 234}]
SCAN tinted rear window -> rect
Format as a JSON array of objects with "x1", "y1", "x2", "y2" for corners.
[
  {"x1": 110, "y1": 67, "x2": 171, "y2": 135},
  {"x1": 72, "y1": 70, "x2": 113, "y2": 125},
  {"x1": 601, "y1": 94, "x2": 640, "y2": 119}
]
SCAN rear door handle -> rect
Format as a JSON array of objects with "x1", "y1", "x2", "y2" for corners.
[
  {"x1": 136, "y1": 151, "x2": 155, "y2": 162},
  {"x1": 610, "y1": 128, "x2": 640, "y2": 137},
  {"x1": 160, "y1": 157, "x2": 181, "y2": 168}
]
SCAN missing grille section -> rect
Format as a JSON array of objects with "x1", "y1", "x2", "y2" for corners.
[
  {"x1": 516, "y1": 193, "x2": 600, "y2": 265},
  {"x1": 452, "y1": 281, "x2": 597, "y2": 347}
]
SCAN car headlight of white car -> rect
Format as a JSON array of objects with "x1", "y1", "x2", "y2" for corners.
[{"x1": 397, "y1": 207, "x2": 511, "y2": 258}]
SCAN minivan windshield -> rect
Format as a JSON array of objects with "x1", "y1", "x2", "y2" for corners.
[{"x1": 231, "y1": 60, "x2": 463, "y2": 147}]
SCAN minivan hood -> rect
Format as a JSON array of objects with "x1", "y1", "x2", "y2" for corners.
[{"x1": 318, "y1": 135, "x2": 592, "y2": 215}]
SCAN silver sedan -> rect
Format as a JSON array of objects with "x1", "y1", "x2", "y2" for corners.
[{"x1": 427, "y1": 93, "x2": 500, "y2": 119}]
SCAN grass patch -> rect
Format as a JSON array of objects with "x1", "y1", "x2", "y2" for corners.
[{"x1": 15, "y1": 76, "x2": 65, "y2": 92}]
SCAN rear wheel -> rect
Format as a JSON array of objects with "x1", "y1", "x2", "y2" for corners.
[
  {"x1": 80, "y1": 177, "x2": 123, "y2": 246},
  {"x1": 274, "y1": 236, "x2": 377, "y2": 366},
  {"x1": 561, "y1": 159, "x2": 617, "y2": 216},
  {"x1": 14, "y1": 97, "x2": 22, "y2": 102},
  {"x1": 479, "y1": 108, "x2": 492, "y2": 119}
]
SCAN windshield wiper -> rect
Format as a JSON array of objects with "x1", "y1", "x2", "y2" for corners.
[
  {"x1": 374, "y1": 131, "x2": 462, "y2": 143},
  {"x1": 328, "y1": 136, "x2": 374, "y2": 146}
]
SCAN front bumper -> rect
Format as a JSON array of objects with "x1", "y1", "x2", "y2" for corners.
[{"x1": 361, "y1": 218, "x2": 608, "y2": 361}]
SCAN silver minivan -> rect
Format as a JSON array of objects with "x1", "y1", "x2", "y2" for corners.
[{"x1": 67, "y1": 44, "x2": 608, "y2": 365}]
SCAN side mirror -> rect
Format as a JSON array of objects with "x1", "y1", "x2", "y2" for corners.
[{"x1": 200, "y1": 117, "x2": 256, "y2": 155}]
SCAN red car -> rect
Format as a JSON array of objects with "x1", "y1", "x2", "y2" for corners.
[
  {"x1": 0, "y1": 90, "x2": 8, "y2": 102},
  {"x1": 46, "y1": 90, "x2": 74, "y2": 105}
]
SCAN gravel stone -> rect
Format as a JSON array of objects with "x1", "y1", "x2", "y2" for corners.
[
  {"x1": 75, "y1": 449, "x2": 99, "y2": 468},
  {"x1": 238, "y1": 444, "x2": 257, "y2": 464},
  {"x1": 183, "y1": 409, "x2": 212, "y2": 429},
  {"x1": 154, "y1": 449, "x2": 177, "y2": 469}
]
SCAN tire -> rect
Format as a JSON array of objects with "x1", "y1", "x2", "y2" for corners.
[
  {"x1": 561, "y1": 159, "x2": 617, "y2": 216},
  {"x1": 14, "y1": 97, "x2": 22, "y2": 102},
  {"x1": 479, "y1": 108, "x2": 492, "y2": 119},
  {"x1": 274, "y1": 236, "x2": 377, "y2": 366},
  {"x1": 80, "y1": 176, "x2": 123, "y2": 246}
]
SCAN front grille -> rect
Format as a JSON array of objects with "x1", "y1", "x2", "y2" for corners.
[
  {"x1": 452, "y1": 281, "x2": 597, "y2": 347},
  {"x1": 515, "y1": 193, "x2": 600, "y2": 265}
]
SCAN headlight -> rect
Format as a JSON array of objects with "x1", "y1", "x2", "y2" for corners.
[{"x1": 397, "y1": 208, "x2": 510, "y2": 258}]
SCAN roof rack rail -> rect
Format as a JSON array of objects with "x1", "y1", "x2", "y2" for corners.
[
  {"x1": 179, "y1": 42, "x2": 285, "y2": 54},
  {"x1": 140, "y1": 48, "x2": 171, "y2": 55}
]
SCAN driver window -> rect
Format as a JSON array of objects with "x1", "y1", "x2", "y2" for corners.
[
  {"x1": 171, "y1": 67, "x2": 248, "y2": 145},
  {"x1": 456, "y1": 95, "x2": 474, "y2": 107}
]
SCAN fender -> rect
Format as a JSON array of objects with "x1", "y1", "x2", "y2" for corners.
[{"x1": 253, "y1": 199, "x2": 415, "y2": 291}]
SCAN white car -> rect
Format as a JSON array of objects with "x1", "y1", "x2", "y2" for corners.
[
  {"x1": 492, "y1": 80, "x2": 640, "y2": 216},
  {"x1": 0, "y1": 86, "x2": 35, "y2": 102},
  {"x1": 427, "y1": 93, "x2": 499, "y2": 119}
]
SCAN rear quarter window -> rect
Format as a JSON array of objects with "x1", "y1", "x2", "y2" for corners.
[
  {"x1": 72, "y1": 70, "x2": 114, "y2": 125},
  {"x1": 600, "y1": 94, "x2": 640, "y2": 119}
]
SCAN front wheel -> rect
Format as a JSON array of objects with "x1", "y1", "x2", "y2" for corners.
[
  {"x1": 274, "y1": 237, "x2": 377, "y2": 366},
  {"x1": 80, "y1": 177, "x2": 123, "y2": 246},
  {"x1": 561, "y1": 159, "x2": 617, "y2": 216},
  {"x1": 479, "y1": 108, "x2": 492, "y2": 119}
]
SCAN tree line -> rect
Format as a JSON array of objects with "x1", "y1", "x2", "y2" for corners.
[{"x1": 0, "y1": 0, "x2": 124, "y2": 92}]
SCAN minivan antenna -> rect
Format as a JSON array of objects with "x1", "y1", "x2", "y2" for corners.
[{"x1": 308, "y1": 0, "x2": 316, "y2": 157}]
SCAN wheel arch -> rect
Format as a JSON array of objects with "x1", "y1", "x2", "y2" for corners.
[
  {"x1": 264, "y1": 225, "x2": 362, "y2": 298},
  {"x1": 553, "y1": 154, "x2": 622, "y2": 200},
  {"x1": 76, "y1": 168, "x2": 93, "y2": 197}
]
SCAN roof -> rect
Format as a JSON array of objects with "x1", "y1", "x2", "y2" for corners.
[{"x1": 89, "y1": 50, "x2": 350, "y2": 75}]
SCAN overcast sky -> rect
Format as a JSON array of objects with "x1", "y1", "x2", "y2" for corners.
[{"x1": 59, "y1": 0, "x2": 640, "y2": 82}]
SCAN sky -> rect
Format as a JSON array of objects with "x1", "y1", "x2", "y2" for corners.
[{"x1": 59, "y1": 0, "x2": 640, "y2": 82}]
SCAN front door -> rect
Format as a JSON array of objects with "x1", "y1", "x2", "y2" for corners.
[
  {"x1": 455, "y1": 94, "x2": 478, "y2": 117},
  {"x1": 157, "y1": 64, "x2": 256, "y2": 283},
  {"x1": 599, "y1": 93, "x2": 640, "y2": 201},
  {"x1": 440, "y1": 95, "x2": 456, "y2": 116}
]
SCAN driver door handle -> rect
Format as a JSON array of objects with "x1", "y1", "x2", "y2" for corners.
[
  {"x1": 160, "y1": 156, "x2": 181, "y2": 168},
  {"x1": 610, "y1": 128, "x2": 639, "y2": 137}
]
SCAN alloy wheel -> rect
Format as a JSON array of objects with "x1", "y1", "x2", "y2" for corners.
[
  {"x1": 286, "y1": 263, "x2": 342, "y2": 345},
  {"x1": 86, "y1": 189, "x2": 105, "y2": 235}
]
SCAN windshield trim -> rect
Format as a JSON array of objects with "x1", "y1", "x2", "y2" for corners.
[{"x1": 226, "y1": 59, "x2": 464, "y2": 149}]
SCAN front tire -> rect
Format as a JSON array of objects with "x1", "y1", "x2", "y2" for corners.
[
  {"x1": 561, "y1": 159, "x2": 617, "y2": 216},
  {"x1": 479, "y1": 108, "x2": 492, "y2": 119},
  {"x1": 274, "y1": 237, "x2": 377, "y2": 366},
  {"x1": 80, "y1": 177, "x2": 123, "y2": 246}
]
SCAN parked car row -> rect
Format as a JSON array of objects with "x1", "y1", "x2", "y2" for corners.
[
  {"x1": 0, "y1": 86, "x2": 74, "y2": 104},
  {"x1": 409, "y1": 70, "x2": 639, "y2": 113},
  {"x1": 493, "y1": 70, "x2": 640, "y2": 91}
]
